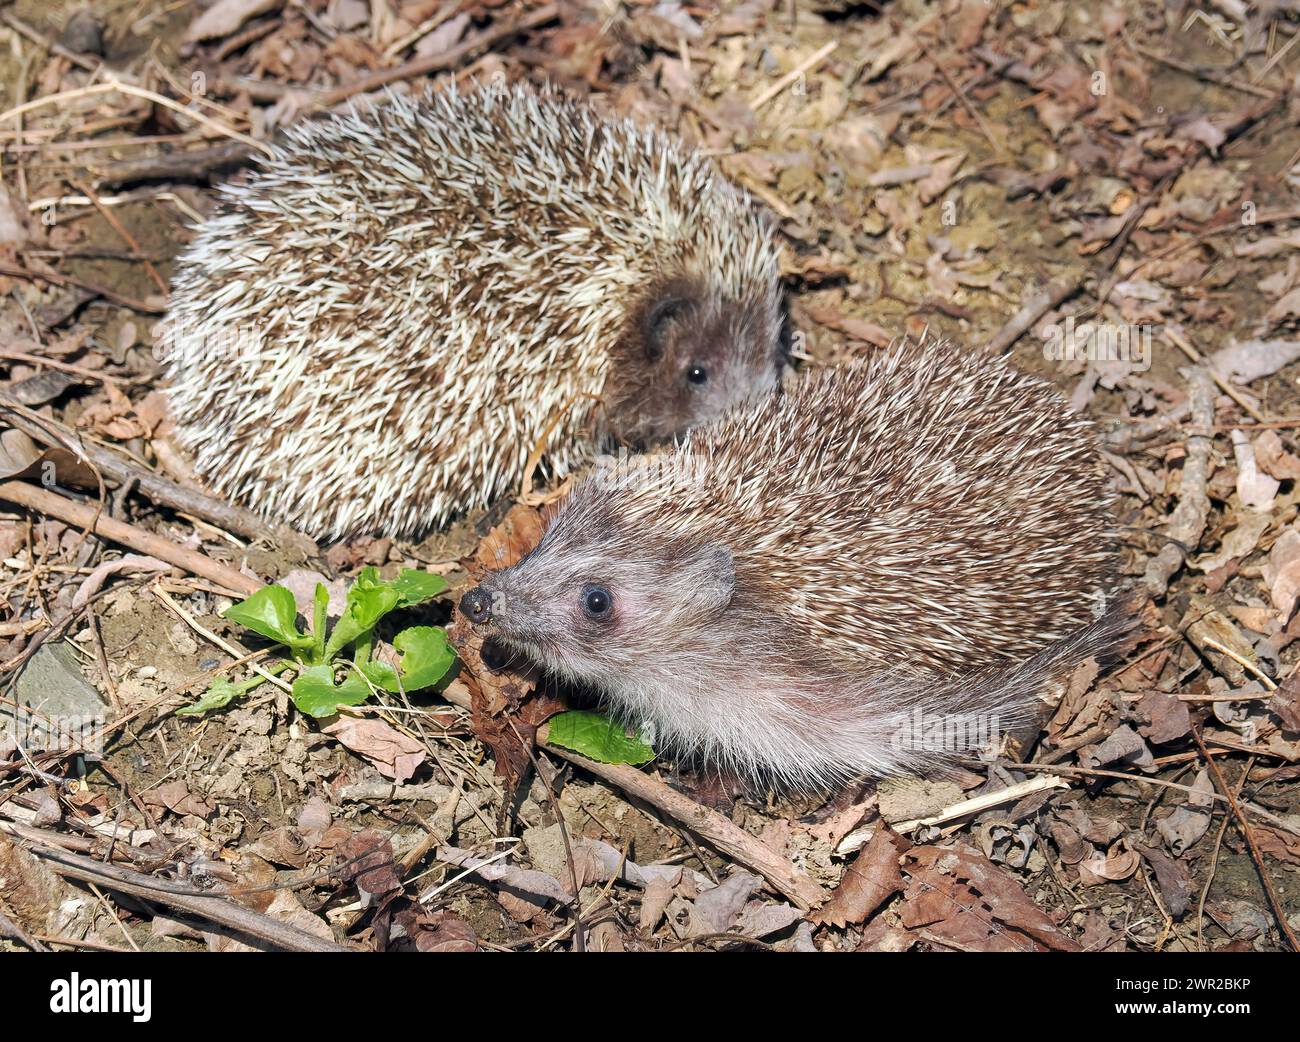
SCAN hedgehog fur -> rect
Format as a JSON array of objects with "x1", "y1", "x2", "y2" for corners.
[
  {"x1": 462, "y1": 337, "x2": 1130, "y2": 788},
  {"x1": 159, "y1": 81, "x2": 784, "y2": 540}
]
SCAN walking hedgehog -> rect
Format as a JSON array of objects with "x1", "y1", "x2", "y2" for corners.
[{"x1": 459, "y1": 337, "x2": 1131, "y2": 787}]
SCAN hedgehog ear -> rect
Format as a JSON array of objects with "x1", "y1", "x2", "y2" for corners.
[
  {"x1": 683, "y1": 542, "x2": 735, "y2": 617},
  {"x1": 644, "y1": 297, "x2": 690, "y2": 363}
]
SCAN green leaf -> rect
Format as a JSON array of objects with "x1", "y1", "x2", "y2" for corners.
[
  {"x1": 545, "y1": 710, "x2": 655, "y2": 765},
  {"x1": 290, "y1": 664, "x2": 375, "y2": 719},
  {"x1": 389, "y1": 569, "x2": 448, "y2": 608},
  {"x1": 178, "y1": 676, "x2": 252, "y2": 716},
  {"x1": 224, "y1": 585, "x2": 313, "y2": 653},
  {"x1": 360, "y1": 626, "x2": 455, "y2": 693},
  {"x1": 322, "y1": 583, "x2": 400, "y2": 661},
  {"x1": 175, "y1": 660, "x2": 291, "y2": 716},
  {"x1": 312, "y1": 583, "x2": 329, "y2": 663}
]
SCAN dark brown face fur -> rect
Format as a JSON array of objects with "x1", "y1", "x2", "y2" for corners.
[{"x1": 603, "y1": 276, "x2": 786, "y2": 443}]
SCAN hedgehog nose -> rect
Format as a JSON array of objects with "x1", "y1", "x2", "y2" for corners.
[{"x1": 459, "y1": 587, "x2": 493, "y2": 624}]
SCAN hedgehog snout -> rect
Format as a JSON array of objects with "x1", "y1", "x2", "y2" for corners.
[{"x1": 459, "y1": 587, "x2": 493, "y2": 624}]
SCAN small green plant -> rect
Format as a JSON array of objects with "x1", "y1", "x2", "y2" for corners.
[
  {"x1": 545, "y1": 709, "x2": 655, "y2": 765},
  {"x1": 180, "y1": 567, "x2": 455, "y2": 719}
]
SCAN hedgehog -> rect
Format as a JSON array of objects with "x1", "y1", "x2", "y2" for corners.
[
  {"x1": 158, "y1": 81, "x2": 784, "y2": 540},
  {"x1": 458, "y1": 337, "x2": 1132, "y2": 788}
]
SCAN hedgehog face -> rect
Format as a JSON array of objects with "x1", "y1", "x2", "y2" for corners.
[
  {"x1": 459, "y1": 511, "x2": 736, "y2": 689},
  {"x1": 608, "y1": 280, "x2": 785, "y2": 443}
]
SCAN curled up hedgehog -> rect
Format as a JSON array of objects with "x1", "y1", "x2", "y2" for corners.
[
  {"x1": 459, "y1": 337, "x2": 1134, "y2": 789},
  {"x1": 159, "y1": 82, "x2": 784, "y2": 540}
]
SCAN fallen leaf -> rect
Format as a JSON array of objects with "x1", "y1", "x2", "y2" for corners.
[{"x1": 811, "y1": 825, "x2": 905, "y2": 927}]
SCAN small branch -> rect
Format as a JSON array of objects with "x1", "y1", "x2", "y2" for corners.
[
  {"x1": 94, "y1": 139, "x2": 254, "y2": 187},
  {"x1": 985, "y1": 181, "x2": 1161, "y2": 354},
  {"x1": 1191, "y1": 727, "x2": 1299, "y2": 952},
  {"x1": 20, "y1": 841, "x2": 350, "y2": 952},
  {"x1": 0, "y1": 80, "x2": 274, "y2": 159},
  {"x1": 0, "y1": 261, "x2": 164, "y2": 313},
  {"x1": 0, "y1": 480, "x2": 261, "y2": 596},
  {"x1": 313, "y1": 5, "x2": 560, "y2": 107},
  {"x1": 0, "y1": 393, "x2": 314, "y2": 551},
  {"x1": 538, "y1": 727, "x2": 828, "y2": 911},
  {"x1": 1143, "y1": 367, "x2": 1214, "y2": 596},
  {"x1": 837, "y1": 774, "x2": 1067, "y2": 853},
  {"x1": 750, "y1": 40, "x2": 837, "y2": 109}
]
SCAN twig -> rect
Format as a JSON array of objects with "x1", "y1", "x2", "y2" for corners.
[
  {"x1": 0, "y1": 261, "x2": 163, "y2": 313},
  {"x1": 836, "y1": 774, "x2": 1067, "y2": 854},
  {"x1": 70, "y1": 180, "x2": 169, "y2": 296},
  {"x1": 0, "y1": 11, "x2": 102, "y2": 74},
  {"x1": 0, "y1": 349, "x2": 125, "y2": 385},
  {"x1": 0, "y1": 393, "x2": 313, "y2": 550},
  {"x1": 985, "y1": 183, "x2": 1159, "y2": 354},
  {"x1": 1165, "y1": 326, "x2": 1267, "y2": 423},
  {"x1": 1144, "y1": 366, "x2": 1214, "y2": 596},
  {"x1": 914, "y1": 38, "x2": 1006, "y2": 157},
  {"x1": 313, "y1": 5, "x2": 559, "y2": 107},
  {"x1": 20, "y1": 841, "x2": 350, "y2": 952},
  {"x1": 512, "y1": 720, "x2": 585, "y2": 952},
  {"x1": 383, "y1": 2, "x2": 462, "y2": 60},
  {"x1": 537, "y1": 726, "x2": 828, "y2": 910},
  {"x1": 1129, "y1": 40, "x2": 1277, "y2": 99},
  {"x1": 750, "y1": 40, "x2": 838, "y2": 109},
  {"x1": 0, "y1": 80, "x2": 274, "y2": 158},
  {"x1": 0, "y1": 480, "x2": 261, "y2": 596},
  {"x1": 1001, "y1": 760, "x2": 1300, "y2": 838},
  {"x1": 152, "y1": 586, "x2": 292, "y2": 693},
  {"x1": 94, "y1": 139, "x2": 254, "y2": 187},
  {"x1": 0, "y1": 904, "x2": 48, "y2": 951},
  {"x1": 1191, "y1": 728, "x2": 1299, "y2": 951},
  {"x1": 1197, "y1": 756, "x2": 1252, "y2": 952}
]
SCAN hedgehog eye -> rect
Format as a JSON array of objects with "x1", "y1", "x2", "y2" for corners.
[
  {"x1": 686, "y1": 366, "x2": 709, "y2": 385},
  {"x1": 645, "y1": 298, "x2": 689, "y2": 362},
  {"x1": 581, "y1": 584, "x2": 613, "y2": 619}
]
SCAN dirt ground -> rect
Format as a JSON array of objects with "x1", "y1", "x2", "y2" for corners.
[{"x1": 0, "y1": 0, "x2": 1299, "y2": 953}]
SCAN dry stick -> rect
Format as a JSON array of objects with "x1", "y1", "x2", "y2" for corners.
[
  {"x1": 750, "y1": 40, "x2": 838, "y2": 109},
  {"x1": 1197, "y1": 755, "x2": 1252, "y2": 953},
  {"x1": 71, "y1": 179, "x2": 169, "y2": 296},
  {"x1": 0, "y1": 349, "x2": 126, "y2": 385},
  {"x1": 984, "y1": 185, "x2": 1156, "y2": 355},
  {"x1": 1191, "y1": 727, "x2": 1299, "y2": 952},
  {"x1": 441, "y1": 688, "x2": 825, "y2": 907},
  {"x1": 1003, "y1": 760, "x2": 1300, "y2": 838},
  {"x1": 836, "y1": 774, "x2": 1068, "y2": 854},
  {"x1": 152, "y1": 586, "x2": 292, "y2": 694},
  {"x1": 21, "y1": 841, "x2": 350, "y2": 952},
  {"x1": 914, "y1": 38, "x2": 1007, "y2": 159},
  {"x1": 0, "y1": 480, "x2": 260, "y2": 597},
  {"x1": 1165, "y1": 326, "x2": 1267, "y2": 423},
  {"x1": 0, "y1": 904, "x2": 48, "y2": 951},
  {"x1": 0, "y1": 11, "x2": 102, "y2": 74},
  {"x1": 1129, "y1": 40, "x2": 1276, "y2": 99},
  {"x1": 0, "y1": 261, "x2": 163, "y2": 313},
  {"x1": 1144, "y1": 366, "x2": 1214, "y2": 597},
  {"x1": 312, "y1": 4, "x2": 560, "y2": 107},
  {"x1": 94, "y1": 139, "x2": 254, "y2": 186},
  {"x1": 0, "y1": 81, "x2": 274, "y2": 158},
  {"x1": 535, "y1": 725, "x2": 827, "y2": 911},
  {"x1": 95, "y1": 7, "x2": 556, "y2": 186},
  {"x1": 0, "y1": 394, "x2": 311, "y2": 549},
  {"x1": 509, "y1": 720, "x2": 584, "y2": 953}
]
